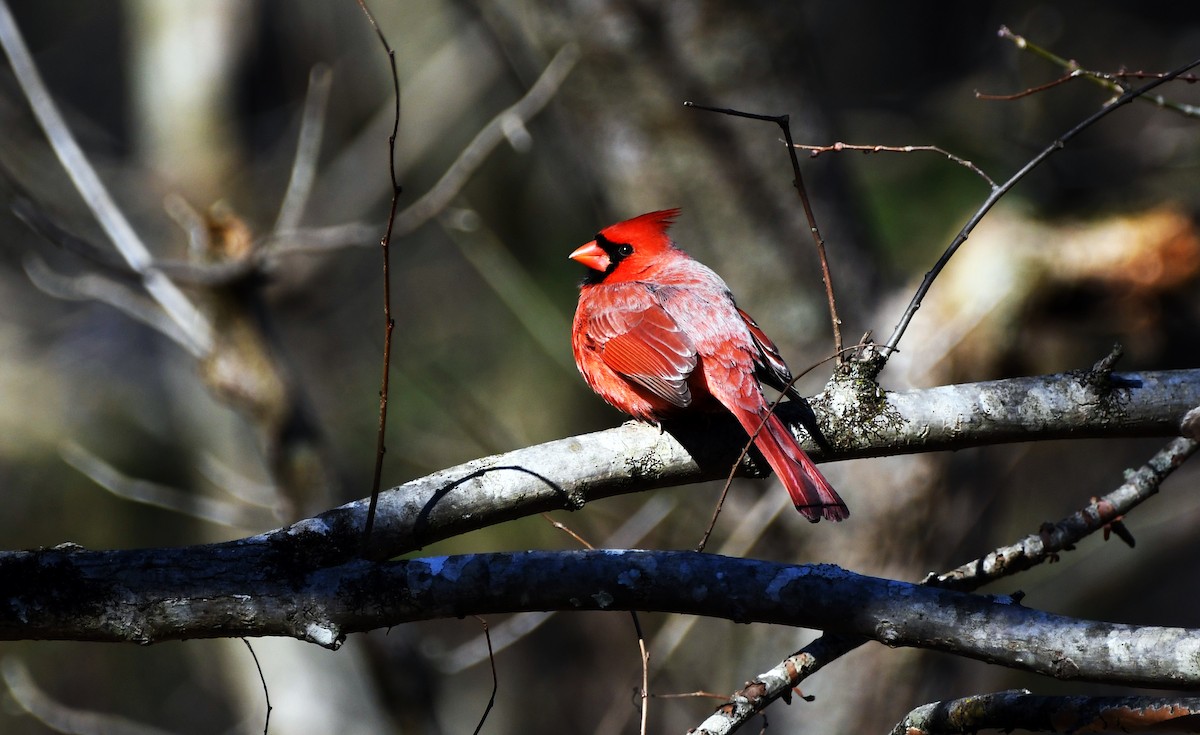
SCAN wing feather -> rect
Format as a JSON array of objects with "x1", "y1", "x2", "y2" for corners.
[
  {"x1": 582, "y1": 284, "x2": 697, "y2": 408},
  {"x1": 737, "y1": 306, "x2": 794, "y2": 395}
]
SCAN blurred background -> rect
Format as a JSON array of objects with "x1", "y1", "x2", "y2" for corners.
[{"x1": 1, "y1": 1, "x2": 1198, "y2": 733}]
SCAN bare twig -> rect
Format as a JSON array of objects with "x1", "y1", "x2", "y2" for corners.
[
  {"x1": 439, "y1": 497, "x2": 675, "y2": 673},
  {"x1": 794, "y1": 141, "x2": 997, "y2": 189},
  {"x1": 541, "y1": 509, "x2": 654, "y2": 735},
  {"x1": 930, "y1": 423, "x2": 1199, "y2": 591},
  {"x1": 273, "y1": 64, "x2": 333, "y2": 234},
  {"x1": 994, "y1": 26, "x2": 1200, "y2": 118},
  {"x1": 389, "y1": 44, "x2": 577, "y2": 236},
  {"x1": 881, "y1": 53, "x2": 1200, "y2": 358},
  {"x1": 241, "y1": 639, "x2": 273, "y2": 735},
  {"x1": 264, "y1": 221, "x2": 379, "y2": 252},
  {"x1": 543, "y1": 512, "x2": 596, "y2": 549},
  {"x1": 197, "y1": 452, "x2": 279, "y2": 509},
  {"x1": 22, "y1": 255, "x2": 197, "y2": 351},
  {"x1": 684, "y1": 102, "x2": 844, "y2": 364},
  {"x1": 655, "y1": 488, "x2": 791, "y2": 668},
  {"x1": 163, "y1": 194, "x2": 213, "y2": 256},
  {"x1": 355, "y1": 0, "x2": 402, "y2": 547},
  {"x1": 0, "y1": 0, "x2": 213, "y2": 357},
  {"x1": 60, "y1": 441, "x2": 278, "y2": 530},
  {"x1": 976, "y1": 71, "x2": 1080, "y2": 101},
  {"x1": 268, "y1": 43, "x2": 580, "y2": 255},
  {"x1": 632, "y1": 612, "x2": 651, "y2": 735},
  {"x1": 470, "y1": 617, "x2": 498, "y2": 735},
  {"x1": 1, "y1": 657, "x2": 175, "y2": 735}
]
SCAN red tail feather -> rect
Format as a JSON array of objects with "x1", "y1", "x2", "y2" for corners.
[{"x1": 735, "y1": 408, "x2": 848, "y2": 523}]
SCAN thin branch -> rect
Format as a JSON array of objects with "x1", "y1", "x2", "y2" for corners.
[
  {"x1": 0, "y1": 0, "x2": 213, "y2": 356},
  {"x1": 164, "y1": 193, "x2": 212, "y2": 257},
  {"x1": 23, "y1": 255, "x2": 199, "y2": 355},
  {"x1": 880, "y1": 53, "x2": 1200, "y2": 358},
  {"x1": 11, "y1": 196, "x2": 131, "y2": 272},
  {"x1": 542, "y1": 505, "x2": 654, "y2": 735},
  {"x1": 197, "y1": 452, "x2": 280, "y2": 509},
  {"x1": 995, "y1": 25, "x2": 1200, "y2": 118},
  {"x1": 1, "y1": 657, "x2": 176, "y2": 735},
  {"x1": 355, "y1": 0, "x2": 402, "y2": 547},
  {"x1": 241, "y1": 639, "x2": 273, "y2": 735},
  {"x1": 262, "y1": 221, "x2": 378, "y2": 252},
  {"x1": 273, "y1": 63, "x2": 333, "y2": 234},
  {"x1": 470, "y1": 617, "x2": 498, "y2": 735},
  {"x1": 633, "y1": 612, "x2": 651, "y2": 735},
  {"x1": 60, "y1": 441, "x2": 278, "y2": 530},
  {"x1": 976, "y1": 70, "x2": 1080, "y2": 101},
  {"x1": 654, "y1": 488, "x2": 790, "y2": 668},
  {"x1": 268, "y1": 43, "x2": 580, "y2": 255},
  {"x1": 438, "y1": 496, "x2": 675, "y2": 673},
  {"x1": 387, "y1": 44, "x2": 577, "y2": 236},
  {"x1": 793, "y1": 141, "x2": 997, "y2": 189},
  {"x1": 684, "y1": 102, "x2": 844, "y2": 364},
  {"x1": 931, "y1": 432, "x2": 1198, "y2": 591}
]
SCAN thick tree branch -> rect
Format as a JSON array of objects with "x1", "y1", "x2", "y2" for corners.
[
  {"x1": 4, "y1": 549, "x2": 1200, "y2": 691},
  {"x1": 692, "y1": 412, "x2": 1199, "y2": 734},
  {"x1": 890, "y1": 689, "x2": 1200, "y2": 734},
  {"x1": 357, "y1": 368, "x2": 1197, "y2": 557},
  {"x1": 0, "y1": 372, "x2": 1195, "y2": 667}
]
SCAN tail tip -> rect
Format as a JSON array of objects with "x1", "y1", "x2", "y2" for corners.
[{"x1": 796, "y1": 503, "x2": 850, "y2": 523}]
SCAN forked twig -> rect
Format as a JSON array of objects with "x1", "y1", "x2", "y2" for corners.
[
  {"x1": 880, "y1": 53, "x2": 1200, "y2": 359},
  {"x1": 0, "y1": 0, "x2": 212, "y2": 357},
  {"x1": 267, "y1": 44, "x2": 579, "y2": 255},
  {"x1": 992, "y1": 25, "x2": 1200, "y2": 118}
]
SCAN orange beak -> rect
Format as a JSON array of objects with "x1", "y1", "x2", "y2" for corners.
[{"x1": 569, "y1": 240, "x2": 610, "y2": 272}]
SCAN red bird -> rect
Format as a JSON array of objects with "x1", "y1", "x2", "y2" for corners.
[{"x1": 570, "y1": 209, "x2": 849, "y2": 522}]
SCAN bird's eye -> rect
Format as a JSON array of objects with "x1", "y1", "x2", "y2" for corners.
[{"x1": 616, "y1": 243, "x2": 634, "y2": 257}]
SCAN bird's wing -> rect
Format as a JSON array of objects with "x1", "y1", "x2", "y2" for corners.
[
  {"x1": 736, "y1": 306, "x2": 833, "y2": 454},
  {"x1": 585, "y1": 284, "x2": 698, "y2": 408},
  {"x1": 737, "y1": 307, "x2": 796, "y2": 395}
]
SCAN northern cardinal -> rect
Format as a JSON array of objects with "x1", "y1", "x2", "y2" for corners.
[{"x1": 570, "y1": 209, "x2": 849, "y2": 522}]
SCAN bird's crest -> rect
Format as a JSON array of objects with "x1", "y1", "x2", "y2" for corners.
[{"x1": 598, "y1": 208, "x2": 680, "y2": 249}]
